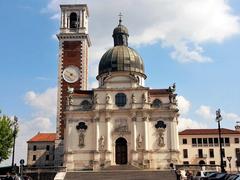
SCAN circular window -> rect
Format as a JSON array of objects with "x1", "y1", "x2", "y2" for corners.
[
  {"x1": 115, "y1": 93, "x2": 127, "y2": 107},
  {"x1": 152, "y1": 99, "x2": 162, "y2": 108}
]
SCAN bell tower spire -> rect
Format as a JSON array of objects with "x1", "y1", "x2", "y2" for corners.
[{"x1": 55, "y1": 4, "x2": 91, "y2": 167}]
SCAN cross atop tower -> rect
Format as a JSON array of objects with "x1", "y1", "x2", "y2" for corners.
[{"x1": 118, "y1": 12, "x2": 123, "y2": 25}]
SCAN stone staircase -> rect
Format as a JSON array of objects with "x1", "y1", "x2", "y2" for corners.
[
  {"x1": 103, "y1": 164, "x2": 141, "y2": 170},
  {"x1": 61, "y1": 166, "x2": 176, "y2": 180}
]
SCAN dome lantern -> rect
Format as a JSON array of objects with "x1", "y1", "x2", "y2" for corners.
[{"x1": 112, "y1": 14, "x2": 129, "y2": 46}]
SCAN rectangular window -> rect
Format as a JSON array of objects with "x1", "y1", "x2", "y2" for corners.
[
  {"x1": 208, "y1": 138, "x2": 213, "y2": 146},
  {"x1": 203, "y1": 138, "x2": 208, "y2": 146},
  {"x1": 225, "y1": 138, "x2": 230, "y2": 146},
  {"x1": 221, "y1": 149, "x2": 225, "y2": 158},
  {"x1": 235, "y1": 148, "x2": 240, "y2": 158},
  {"x1": 192, "y1": 138, "x2": 197, "y2": 146},
  {"x1": 183, "y1": 161, "x2": 189, "y2": 165},
  {"x1": 235, "y1": 138, "x2": 239, "y2": 144},
  {"x1": 209, "y1": 149, "x2": 214, "y2": 158},
  {"x1": 220, "y1": 138, "x2": 224, "y2": 146},
  {"x1": 198, "y1": 138, "x2": 202, "y2": 146},
  {"x1": 46, "y1": 155, "x2": 49, "y2": 161},
  {"x1": 183, "y1": 139, "x2": 187, "y2": 144},
  {"x1": 33, "y1": 145, "x2": 37, "y2": 151},
  {"x1": 32, "y1": 155, "x2": 36, "y2": 161},
  {"x1": 183, "y1": 149, "x2": 188, "y2": 158},
  {"x1": 198, "y1": 149, "x2": 203, "y2": 158},
  {"x1": 210, "y1": 161, "x2": 215, "y2": 165},
  {"x1": 214, "y1": 138, "x2": 219, "y2": 146},
  {"x1": 46, "y1": 145, "x2": 50, "y2": 151}
]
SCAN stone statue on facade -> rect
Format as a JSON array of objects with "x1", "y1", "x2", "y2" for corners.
[
  {"x1": 99, "y1": 135, "x2": 105, "y2": 150},
  {"x1": 131, "y1": 93, "x2": 136, "y2": 104},
  {"x1": 142, "y1": 92, "x2": 148, "y2": 103},
  {"x1": 168, "y1": 83, "x2": 177, "y2": 104},
  {"x1": 68, "y1": 95, "x2": 73, "y2": 105},
  {"x1": 67, "y1": 86, "x2": 74, "y2": 94},
  {"x1": 157, "y1": 128, "x2": 165, "y2": 147},
  {"x1": 106, "y1": 93, "x2": 111, "y2": 104},
  {"x1": 76, "y1": 122, "x2": 88, "y2": 148},
  {"x1": 93, "y1": 94, "x2": 99, "y2": 104},
  {"x1": 79, "y1": 132, "x2": 85, "y2": 147},
  {"x1": 136, "y1": 134, "x2": 143, "y2": 148}
]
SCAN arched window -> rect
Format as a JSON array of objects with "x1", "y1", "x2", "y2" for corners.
[
  {"x1": 152, "y1": 99, "x2": 162, "y2": 108},
  {"x1": 70, "y1": 12, "x2": 78, "y2": 28},
  {"x1": 199, "y1": 160, "x2": 206, "y2": 165},
  {"x1": 115, "y1": 93, "x2": 127, "y2": 107},
  {"x1": 80, "y1": 100, "x2": 92, "y2": 110}
]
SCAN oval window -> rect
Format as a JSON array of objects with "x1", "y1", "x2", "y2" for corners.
[{"x1": 115, "y1": 93, "x2": 127, "y2": 107}]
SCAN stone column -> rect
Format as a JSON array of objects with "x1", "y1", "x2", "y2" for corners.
[
  {"x1": 94, "y1": 118, "x2": 100, "y2": 151},
  {"x1": 143, "y1": 117, "x2": 149, "y2": 151},
  {"x1": 170, "y1": 117, "x2": 179, "y2": 151},
  {"x1": 106, "y1": 117, "x2": 111, "y2": 151},
  {"x1": 132, "y1": 117, "x2": 137, "y2": 151},
  {"x1": 82, "y1": 9, "x2": 85, "y2": 28}
]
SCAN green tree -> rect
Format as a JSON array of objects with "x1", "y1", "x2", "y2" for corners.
[{"x1": 0, "y1": 112, "x2": 18, "y2": 161}]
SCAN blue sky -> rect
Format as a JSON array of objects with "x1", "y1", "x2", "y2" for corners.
[{"x1": 0, "y1": 0, "x2": 240, "y2": 166}]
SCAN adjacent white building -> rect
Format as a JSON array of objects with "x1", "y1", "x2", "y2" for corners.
[{"x1": 179, "y1": 126, "x2": 240, "y2": 172}]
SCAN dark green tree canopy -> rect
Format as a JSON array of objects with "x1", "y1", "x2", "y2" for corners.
[{"x1": 0, "y1": 112, "x2": 18, "y2": 161}]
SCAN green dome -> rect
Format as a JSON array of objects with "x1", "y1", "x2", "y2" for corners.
[
  {"x1": 98, "y1": 19, "x2": 145, "y2": 78},
  {"x1": 98, "y1": 46, "x2": 145, "y2": 76}
]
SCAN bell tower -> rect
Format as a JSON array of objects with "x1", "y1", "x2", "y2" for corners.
[{"x1": 55, "y1": 4, "x2": 91, "y2": 166}]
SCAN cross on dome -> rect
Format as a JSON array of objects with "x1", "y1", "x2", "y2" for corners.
[{"x1": 118, "y1": 12, "x2": 123, "y2": 25}]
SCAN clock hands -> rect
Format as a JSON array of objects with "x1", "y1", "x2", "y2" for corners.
[{"x1": 63, "y1": 67, "x2": 79, "y2": 83}]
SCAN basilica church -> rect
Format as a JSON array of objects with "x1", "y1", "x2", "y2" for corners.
[{"x1": 55, "y1": 3, "x2": 180, "y2": 172}]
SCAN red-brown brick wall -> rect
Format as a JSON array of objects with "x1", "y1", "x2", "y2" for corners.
[{"x1": 59, "y1": 41, "x2": 84, "y2": 139}]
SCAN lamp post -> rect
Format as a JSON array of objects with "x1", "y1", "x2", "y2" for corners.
[
  {"x1": 11, "y1": 116, "x2": 18, "y2": 171},
  {"x1": 216, "y1": 109, "x2": 225, "y2": 173}
]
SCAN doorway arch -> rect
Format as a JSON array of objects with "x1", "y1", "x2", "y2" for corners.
[
  {"x1": 199, "y1": 160, "x2": 206, "y2": 165},
  {"x1": 115, "y1": 137, "x2": 127, "y2": 164}
]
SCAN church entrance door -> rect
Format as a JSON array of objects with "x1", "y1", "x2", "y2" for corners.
[{"x1": 115, "y1": 137, "x2": 127, "y2": 164}]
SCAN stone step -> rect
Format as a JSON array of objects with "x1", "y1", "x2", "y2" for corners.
[
  {"x1": 103, "y1": 165, "x2": 141, "y2": 171},
  {"x1": 64, "y1": 170, "x2": 176, "y2": 180}
]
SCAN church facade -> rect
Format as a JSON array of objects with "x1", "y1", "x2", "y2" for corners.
[{"x1": 56, "y1": 4, "x2": 180, "y2": 171}]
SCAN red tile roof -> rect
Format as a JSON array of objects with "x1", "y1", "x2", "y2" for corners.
[
  {"x1": 179, "y1": 128, "x2": 240, "y2": 135},
  {"x1": 27, "y1": 133, "x2": 56, "y2": 143},
  {"x1": 149, "y1": 89, "x2": 169, "y2": 95}
]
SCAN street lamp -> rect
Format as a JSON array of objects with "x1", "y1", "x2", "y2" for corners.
[
  {"x1": 12, "y1": 116, "x2": 18, "y2": 171},
  {"x1": 216, "y1": 109, "x2": 225, "y2": 173}
]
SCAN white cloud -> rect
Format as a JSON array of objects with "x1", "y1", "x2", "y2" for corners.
[
  {"x1": 196, "y1": 105, "x2": 214, "y2": 120},
  {"x1": 177, "y1": 96, "x2": 191, "y2": 115},
  {"x1": 0, "y1": 88, "x2": 58, "y2": 167},
  {"x1": 177, "y1": 96, "x2": 208, "y2": 131},
  {"x1": 44, "y1": 0, "x2": 240, "y2": 75},
  {"x1": 223, "y1": 112, "x2": 240, "y2": 122},
  {"x1": 51, "y1": 33, "x2": 58, "y2": 40},
  {"x1": 178, "y1": 117, "x2": 207, "y2": 131},
  {"x1": 25, "y1": 87, "x2": 57, "y2": 117}
]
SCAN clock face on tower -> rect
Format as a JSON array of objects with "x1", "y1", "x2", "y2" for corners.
[{"x1": 62, "y1": 65, "x2": 80, "y2": 83}]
